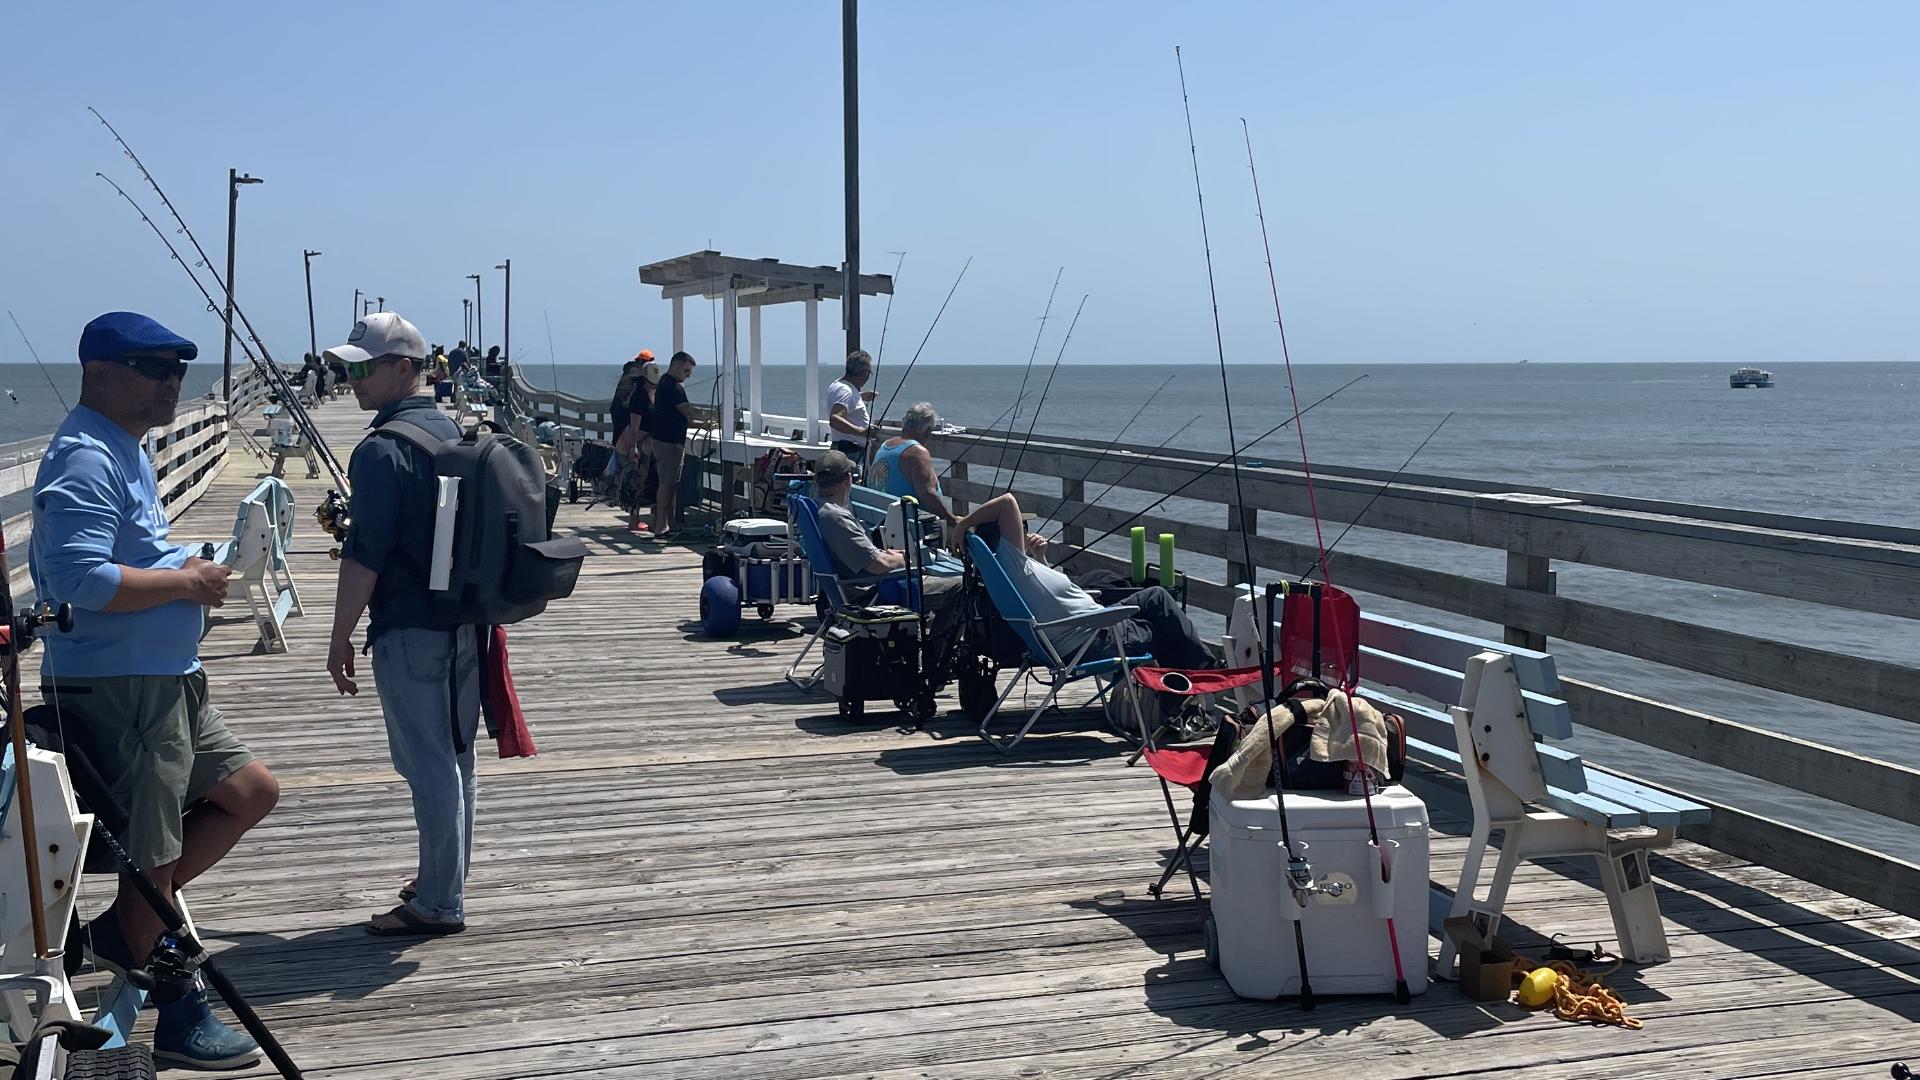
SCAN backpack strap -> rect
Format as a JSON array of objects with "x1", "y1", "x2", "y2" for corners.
[{"x1": 376, "y1": 417, "x2": 447, "y2": 457}]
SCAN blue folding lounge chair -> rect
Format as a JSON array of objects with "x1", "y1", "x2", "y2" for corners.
[
  {"x1": 966, "y1": 533, "x2": 1152, "y2": 753},
  {"x1": 784, "y1": 494, "x2": 918, "y2": 689}
]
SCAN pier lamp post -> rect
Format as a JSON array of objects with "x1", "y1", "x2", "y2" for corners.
[
  {"x1": 222, "y1": 170, "x2": 263, "y2": 402},
  {"x1": 362, "y1": 297, "x2": 374, "y2": 317},
  {"x1": 353, "y1": 288, "x2": 361, "y2": 325},
  {"x1": 463, "y1": 298, "x2": 472, "y2": 344},
  {"x1": 495, "y1": 259, "x2": 511, "y2": 379},
  {"x1": 376, "y1": 296, "x2": 385, "y2": 313},
  {"x1": 302, "y1": 250, "x2": 321, "y2": 361},
  {"x1": 467, "y1": 274, "x2": 483, "y2": 356}
]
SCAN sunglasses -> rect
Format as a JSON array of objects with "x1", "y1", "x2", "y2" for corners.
[
  {"x1": 343, "y1": 355, "x2": 412, "y2": 381},
  {"x1": 115, "y1": 355, "x2": 190, "y2": 381}
]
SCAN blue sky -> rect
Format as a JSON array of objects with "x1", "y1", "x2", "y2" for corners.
[{"x1": 2, "y1": 1, "x2": 1913, "y2": 369}]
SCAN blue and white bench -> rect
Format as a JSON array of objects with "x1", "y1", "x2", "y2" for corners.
[
  {"x1": 208, "y1": 477, "x2": 303, "y2": 653},
  {"x1": 1225, "y1": 593, "x2": 1708, "y2": 969}
]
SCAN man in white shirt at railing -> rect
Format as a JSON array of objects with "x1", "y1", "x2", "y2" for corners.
[{"x1": 826, "y1": 350, "x2": 877, "y2": 460}]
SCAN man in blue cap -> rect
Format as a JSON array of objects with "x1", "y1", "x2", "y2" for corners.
[{"x1": 31, "y1": 311, "x2": 279, "y2": 1070}]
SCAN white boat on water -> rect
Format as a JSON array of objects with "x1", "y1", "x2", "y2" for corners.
[{"x1": 1730, "y1": 366, "x2": 1774, "y2": 388}]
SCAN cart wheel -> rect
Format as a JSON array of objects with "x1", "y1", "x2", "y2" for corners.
[
  {"x1": 839, "y1": 697, "x2": 865, "y2": 722},
  {"x1": 757, "y1": 603, "x2": 776, "y2": 621},
  {"x1": 52, "y1": 1045, "x2": 156, "y2": 1079},
  {"x1": 1203, "y1": 916, "x2": 1220, "y2": 970},
  {"x1": 958, "y1": 656, "x2": 1000, "y2": 722},
  {"x1": 699, "y1": 576, "x2": 741, "y2": 636}
]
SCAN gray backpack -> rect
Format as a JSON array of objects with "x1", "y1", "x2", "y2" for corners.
[{"x1": 380, "y1": 420, "x2": 589, "y2": 625}]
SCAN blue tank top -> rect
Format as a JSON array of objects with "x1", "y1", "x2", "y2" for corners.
[{"x1": 872, "y1": 439, "x2": 939, "y2": 500}]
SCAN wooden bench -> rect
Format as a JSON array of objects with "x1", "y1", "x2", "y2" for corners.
[
  {"x1": 1225, "y1": 592, "x2": 1709, "y2": 969},
  {"x1": 207, "y1": 477, "x2": 303, "y2": 653},
  {"x1": 260, "y1": 404, "x2": 321, "y2": 480}
]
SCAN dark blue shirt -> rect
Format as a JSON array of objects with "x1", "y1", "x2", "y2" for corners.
[
  {"x1": 343, "y1": 395, "x2": 461, "y2": 639},
  {"x1": 651, "y1": 374, "x2": 689, "y2": 445}
]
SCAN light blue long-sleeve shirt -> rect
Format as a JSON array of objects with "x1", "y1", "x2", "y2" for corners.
[{"x1": 28, "y1": 405, "x2": 200, "y2": 678}]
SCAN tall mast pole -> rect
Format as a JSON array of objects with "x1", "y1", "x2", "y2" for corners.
[{"x1": 841, "y1": 0, "x2": 861, "y2": 358}]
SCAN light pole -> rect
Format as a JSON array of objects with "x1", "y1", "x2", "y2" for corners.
[
  {"x1": 362, "y1": 297, "x2": 374, "y2": 317},
  {"x1": 462, "y1": 298, "x2": 472, "y2": 344},
  {"x1": 467, "y1": 274, "x2": 483, "y2": 356},
  {"x1": 495, "y1": 259, "x2": 511, "y2": 378},
  {"x1": 353, "y1": 288, "x2": 362, "y2": 324},
  {"x1": 223, "y1": 169, "x2": 263, "y2": 402},
  {"x1": 302, "y1": 250, "x2": 321, "y2": 361},
  {"x1": 376, "y1": 296, "x2": 385, "y2": 313}
]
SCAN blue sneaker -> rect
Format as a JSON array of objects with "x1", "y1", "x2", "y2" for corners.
[{"x1": 153, "y1": 990, "x2": 261, "y2": 1071}]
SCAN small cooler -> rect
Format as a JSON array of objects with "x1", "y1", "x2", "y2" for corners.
[{"x1": 1206, "y1": 785, "x2": 1431, "y2": 999}]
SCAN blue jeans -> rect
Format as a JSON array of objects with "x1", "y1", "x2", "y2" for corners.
[{"x1": 371, "y1": 626, "x2": 481, "y2": 923}]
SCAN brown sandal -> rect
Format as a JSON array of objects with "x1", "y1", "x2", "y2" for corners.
[{"x1": 365, "y1": 904, "x2": 464, "y2": 937}]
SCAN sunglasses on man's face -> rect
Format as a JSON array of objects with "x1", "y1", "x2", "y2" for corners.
[
  {"x1": 344, "y1": 355, "x2": 410, "y2": 381},
  {"x1": 115, "y1": 355, "x2": 190, "y2": 382}
]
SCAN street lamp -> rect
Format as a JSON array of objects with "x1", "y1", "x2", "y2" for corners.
[
  {"x1": 466, "y1": 273, "x2": 483, "y2": 356},
  {"x1": 362, "y1": 297, "x2": 374, "y2": 317},
  {"x1": 302, "y1": 250, "x2": 322, "y2": 362},
  {"x1": 462, "y1": 298, "x2": 472, "y2": 344},
  {"x1": 495, "y1": 259, "x2": 511, "y2": 378},
  {"x1": 376, "y1": 296, "x2": 385, "y2": 313},
  {"x1": 222, "y1": 170, "x2": 263, "y2": 402},
  {"x1": 353, "y1": 288, "x2": 362, "y2": 325}
]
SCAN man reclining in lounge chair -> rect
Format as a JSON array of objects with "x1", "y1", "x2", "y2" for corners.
[{"x1": 955, "y1": 492, "x2": 1218, "y2": 671}]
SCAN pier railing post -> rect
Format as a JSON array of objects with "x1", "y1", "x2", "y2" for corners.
[
  {"x1": 1060, "y1": 477, "x2": 1085, "y2": 549},
  {"x1": 1226, "y1": 504, "x2": 1257, "y2": 586},
  {"x1": 949, "y1": 461, "x2": 969, "y2": 515},
  {"x1": 1504, "y1": 550, "x2": 1554, "y2": 651}
]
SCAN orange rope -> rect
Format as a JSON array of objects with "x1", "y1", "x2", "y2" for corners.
[{"x1": 1514, "y1": 956, "x2": 1644, "y2": 1029}]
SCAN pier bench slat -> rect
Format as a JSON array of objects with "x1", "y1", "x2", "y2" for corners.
[
  {"x1": 1365, "y1": 688, "x2": 1589, "y2": 795},
  {"x1": 1362, "y1": 611, "x2": 1561, "y2": 692},
  {"x1": 1359, "y1": 645, "x2": 1574, "y2": 740},
  {"x1": 1583, "y1": 770, "x2": 1712, "y2": 827}
]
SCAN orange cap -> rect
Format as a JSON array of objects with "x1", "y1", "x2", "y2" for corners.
[{"x1": 635, "y1": 349, "x2": 654, "y2": 362}]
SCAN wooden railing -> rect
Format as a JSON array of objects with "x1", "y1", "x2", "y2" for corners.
[{"x1": 923, "y1": 424, "x2": 1920, "y2": 920}]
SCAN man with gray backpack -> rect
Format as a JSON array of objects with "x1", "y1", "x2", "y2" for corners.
[{"x1": 323, "y1": 312, "x2": 585, "y2": 936}]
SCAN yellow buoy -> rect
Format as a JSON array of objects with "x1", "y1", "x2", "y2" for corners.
[{"x1": 1517, "y1": 967, "x2": 1560, "y2": 1008}]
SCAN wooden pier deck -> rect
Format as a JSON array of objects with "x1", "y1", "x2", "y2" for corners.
[{"x1": 141, "y1": 401, "x2": 1919, "y2": 1078}]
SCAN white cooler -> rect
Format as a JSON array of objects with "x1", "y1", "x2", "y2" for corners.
[{"x1": 1207, "y1": 785, "x2": 1431, "y2": 999}]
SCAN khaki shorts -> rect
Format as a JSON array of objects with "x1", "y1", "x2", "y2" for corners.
[
  {"x1": 42, "y1": 671, "x2": 254, "y2": 869},
  {"x1": 652, "y1": 440, "x2": 686, "y2": 489}
]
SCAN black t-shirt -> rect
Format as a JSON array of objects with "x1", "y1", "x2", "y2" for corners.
[
  {"x1": 625, "y1": 383, "x2": 654, "y2": 434},
  {"x1": 652, "y1": 374, "x2": 689, "y2": 444}
]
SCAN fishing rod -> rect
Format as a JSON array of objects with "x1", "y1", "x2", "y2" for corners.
[
  {"x1": 870, "y1": 256, "x2": 973, "y2": 447},
  {"x1": 94, "y1": 173, "x2": 343, "y2": 495},
  {"x1": 1043, "y1": 407, "x2": 1199, "y2": 544},
  {"x1": 1246, "y1": 117, "x2": 1409, "y2": 1005},
  {"x1": 90, "y1": 109, "x2": 345, "y2": 488},
  {"x1": 1000, "y1": 293, "x2": 1086, "y2": 495},
  {"x1": 1028, "y1": 370, "x2": 1178, "y2": 534},
  {"x1": 872, "y1": 251, "x2": 906, "y2": 369},
  {"x1": 1053, "y1": 373, "x2": 1365, "y2": 565},
  {"x1": 6, "y1": 312, "x2": 69, "y2": 410},
  {"x1": 1175, "y1": 43, "x2": 1312, "y2": 1009},
  {"x1": 1297, "y1": 411, "x2": 1453, "y2": 582},
  {"x1": 1010, "y1": 267, "x2": 1065, "y2": 434}
]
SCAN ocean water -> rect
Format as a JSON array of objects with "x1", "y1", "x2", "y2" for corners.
[{"x1": 4, "y1": 360, "x2": 1916, "y2": 860}]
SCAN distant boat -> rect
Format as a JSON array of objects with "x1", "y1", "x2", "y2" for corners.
[{"x1": 1730, "y1": 367, "x2": 1774, "y2": 389}]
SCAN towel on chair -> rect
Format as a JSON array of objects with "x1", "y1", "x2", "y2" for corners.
[
  {"x1": 1207, "y1": 699, "x2": 1325, "y2": 800},
  {"x1": 1311, "y1": 689, "x2": 1388, "y2": 782}
]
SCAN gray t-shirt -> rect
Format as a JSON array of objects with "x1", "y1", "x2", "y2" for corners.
[
  {"x1": 818, "y1": 501, "x2": 882, "y2": 578},
  {"x1": 994, "y1": 538, "x2": 1105, "y2": 655}
]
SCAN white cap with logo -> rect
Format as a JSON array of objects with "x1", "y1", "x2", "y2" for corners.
[{"x1": 324, "y1": 312, "x2": 427, "y2": 366}]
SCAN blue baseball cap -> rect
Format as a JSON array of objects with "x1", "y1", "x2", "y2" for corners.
[{"x1": 77, "y1": 312, "x2": 198, "y2": 363}]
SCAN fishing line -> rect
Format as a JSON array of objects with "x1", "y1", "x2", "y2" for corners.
[
  {"x1": 543, "y1": 309, "x2": 559, "y2": 396},
  {"x1": 1000, "y1": 293, "x2": 1086, "y2": 496},
  {"x1": 94, "y1": 173, "x2": 339, "y2": 490},
  {"x1": 1043, "y1": 407, "x2": 1199, "y2": 544},
  {"x1": 1055, "y1": 373, "x2": 1365, "y2": 566},
  {"x1": 6, "y1": 313, "x2": 69, "y2": 410},
  {"x1": 90, "y1": 110, "x2": 344, "y2": 489},
  {"x1": 1247, "y1": 117, "x2": 1409, "y2": 1004},
  {"x1": 872, "y1": 256, "x2": 972, "y2": 436},
  {"x1": 1010, "y1": 267, "x2": 1064, "y2": 434},
  {"x1": 872, "y1": 251, "x2": 906, "y2": 371},
  {"x1": 1297, "y1": 411, "x2": 1453, "y2": 582},
  {"x1": 1176, "y1": 44, "x2": 1311, "y2": 1007}
]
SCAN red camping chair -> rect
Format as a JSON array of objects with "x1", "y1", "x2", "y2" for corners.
[{"x1": 1134, "y1": 580, "x2": 1362, "y2": 902}]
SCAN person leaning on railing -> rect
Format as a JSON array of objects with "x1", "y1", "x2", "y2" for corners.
[{"x1": 31, "y1": 311, "x2": 279, "y2": 1070}]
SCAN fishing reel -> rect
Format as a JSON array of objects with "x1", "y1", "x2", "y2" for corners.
[
  {"x1": 125, "y1": 933, "x2": 198, "y2": 1005},
  {"x1": 316, "y1": 489, "x2": 351, "y2": 559},
  {"x1": 0, "y1": 600, "x2": 73, "y2": 657},
  {"x1": 1286, "y1": 852, "x2": 1348, "y2": 907}
]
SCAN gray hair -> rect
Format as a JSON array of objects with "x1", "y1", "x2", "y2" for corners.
[
  {"x1": 902, "y1": 401, "x2": 939, "y2": 435},
  {"x1": 844, "y1": 350, "x2": 873, "y2": 377}
]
